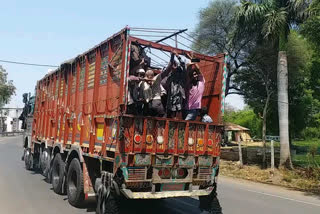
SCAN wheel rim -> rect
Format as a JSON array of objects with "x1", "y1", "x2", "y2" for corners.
[
  {"x1": 41, "y1": 151, "x2": 50, "y2": 173},
  {"x1": 52, "y1": 161, "x2": 60, "y2": 184},
  {"x1": 69, "y1": 170, "x2": 78, "y2": 193},
  {"x1": 68, "y1": 168, "x2": 78, "y2": 195},
  {"x1": 25, "y1": 150, "x2": 32, "y2": 168}
]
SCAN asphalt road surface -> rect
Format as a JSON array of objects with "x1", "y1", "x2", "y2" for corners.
[{"x1": 1, "y1": 136, "x2": 320, "y2": 214}]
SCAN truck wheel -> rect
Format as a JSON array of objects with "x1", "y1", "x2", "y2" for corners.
[
  {"x1": 67, "y1": 158, "x2": 85, "y2": 207},
  {"x1": 199, "y1": 188, "x2": 222, "y2": 214},
  {"x1": 24, "y1": 149, "x2": 33, "y2": 170},
  {"x1": 102, "y1": 193, "x2": 120, "y2": 214},
  {"x1": 40, "y1": 148, "x2": 51, "y2": 177},
  {"x1": 52, "y1": 153, "x2": 65, "y2": 194},
  {"x1": 22, "y1": 148, "x2": 26, "y2": 161}
]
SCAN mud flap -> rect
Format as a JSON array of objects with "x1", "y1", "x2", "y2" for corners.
[{"x1": 82, "y1": 161, "x2": 92, "y2": 198}]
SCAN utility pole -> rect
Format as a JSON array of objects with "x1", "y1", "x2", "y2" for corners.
[{"x1": 271, "y1": 140, "x2": 275, "y2": 172}]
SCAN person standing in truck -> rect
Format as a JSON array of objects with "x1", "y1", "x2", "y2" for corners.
[
  {"x1": 184, "y1": 63, "x2": 205, "y2": 121},
  {"x1": 163, "y1": 52, "x2": 187, "y2": 119}
]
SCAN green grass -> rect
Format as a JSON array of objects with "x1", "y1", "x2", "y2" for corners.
[
  {"x1": 292, "y1": 139, "x2": 320, "y2": 148},
  {"x1": 292, "y1": 154, "x2": 320, "y2": 168},
  {"x1": 292, "y1": 139, "x2": 320, "y2": 168},
  {"x1": 266, "y1": 141, "x2": 280, "y2": 147}
]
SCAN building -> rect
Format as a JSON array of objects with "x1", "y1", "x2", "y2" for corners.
[
  {"x1": 0, "y1": 108, "x2": 23, "y2": 133},
  {"x1": 224, "y1": 122, "x2": 252, "y2": 144}
]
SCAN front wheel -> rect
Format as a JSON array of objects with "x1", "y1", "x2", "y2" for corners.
[{"x1": 67, "y1": 158, "x2": 85, "y2": 207}]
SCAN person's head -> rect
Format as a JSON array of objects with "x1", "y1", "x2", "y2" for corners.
[
  {"x1": 136, "y1": 68, "x2": 145, "y2": 78},
  {"x1": 145, "y1": 70, "x2": 154, "y2": 85},
  {"x1": 187, "y1": 63, "x2": 200, "y2": 84},
  {"x1": 201, "y1": 107, "x2": 208, "y2": 116}
]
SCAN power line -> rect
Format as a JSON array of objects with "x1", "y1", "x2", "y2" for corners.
[
  {"x1": 148, "y1": 52, "x2": 169, "y2": 63},
  {"x1": 0, "y1": 59, "x2": 58, "y2": 68},
  {"x1": 182, "y1": 32, "x2": 208, "y2": 50},
  {"x1": 168, "y1": 37, "x2": 198, "y2": 52}
]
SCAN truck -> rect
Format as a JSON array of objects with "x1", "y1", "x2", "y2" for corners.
[{"x1": 21, "y1": 27, "x2": 226, "y2": 214}]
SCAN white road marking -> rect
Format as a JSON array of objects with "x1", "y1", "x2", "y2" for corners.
[{"x1": 238, "y1": 187, "x2": 320, "y2": 207}]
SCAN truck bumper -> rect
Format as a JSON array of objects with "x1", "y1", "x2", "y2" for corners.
[{"x1": 121, "y1": 186, "x2": 214, "y2": 199}]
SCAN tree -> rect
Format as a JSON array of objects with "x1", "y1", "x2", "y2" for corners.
[
  {"x1": 237, "y1": 0, "x2": 310, "y2": 169},
  {"x1": 224, "y1": 107, "x2": 262, "y2": 138},
  {"x1": 301, "y1": 0, "x2": 320, "y2": 48},
  {"x1": 193, "y1": 0, "x2": 259, "y2": 96},
  {"x1": 0, "y1": 66, "x2": 16, "y2": 107},
  {"x1": 234, "y1": 44, "x2": 277, "y2": 168}
]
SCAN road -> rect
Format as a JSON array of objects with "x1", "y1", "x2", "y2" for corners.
[{"x1": 0, "y1": 136, "x2": 320, "y2": 214}]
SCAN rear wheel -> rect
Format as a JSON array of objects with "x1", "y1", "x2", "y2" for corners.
[
  {"x1": 96, "y1": 185, "x2": 120, "y2": 214},
  {"x1": 52, "y1": 153, "x2": 65, "y2": 194},
  {"x1": 199, "y1": 185, "x2": 222, "y2": 214},
  {"x1": 101, "y1": 193, "x2": 120, "y2": 214},
  {"x1": 67, "y1": 158, "x2": 85, "y2": 207}
]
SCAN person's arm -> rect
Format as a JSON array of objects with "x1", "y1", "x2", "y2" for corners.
[
  {"x1": 197, "y1": 65, "x2": 205, "y2": 83},
  {"x1": 160, "y1": 53, "x2": 176, "y2": 79},
  {"x1": 130, "y1": 58, "x2": 144, "y2": 75},
  {"x1": 128, "y1": 75, "x2": 140, "y2": 82}
]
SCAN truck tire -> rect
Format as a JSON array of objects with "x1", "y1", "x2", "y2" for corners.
[
  {"x1": 40, "y1": 148, "x2": 51, "y2": 177},
  {"x1": 52, "y1": 153, "x2": 65, "y2": 194},
  {"x1": 199, "y1": 188, "x2": 222, "y2": 214},
  {"x1": 208, "y1": 195, "x2": 222, "y2": 214},
  {"x1": 67, "y1": 158, "x2": 85, "y2": 207},
  {"x1": 102, "y1": 194, "x2": 120, "y2": 214},
  {"x1": 24, "y1": 149, "x2": 33, "y2": 170}
]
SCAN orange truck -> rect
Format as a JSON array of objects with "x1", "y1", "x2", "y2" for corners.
[{"x1": 21, "y1": 27, "x2": 226, "y2": 214}]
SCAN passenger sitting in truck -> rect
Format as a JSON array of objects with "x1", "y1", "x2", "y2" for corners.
[
  {"x1": 127, "y1": 69, "x2": 145, "y2": 115},
  {"x1": 183, "y1": 63, "x2": 205, "y2": 121},
  {"x1": 140, "y1": 70, "x2": 166, "y2": 117}
]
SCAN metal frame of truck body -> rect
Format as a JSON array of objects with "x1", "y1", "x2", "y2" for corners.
[{"x1": 26, "y1": 27, "x2": 226, "y2": 202}]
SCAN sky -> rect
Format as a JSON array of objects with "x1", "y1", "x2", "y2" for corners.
[{"x1": 1, "y1": 0, "x2": 244, "y2": 109}]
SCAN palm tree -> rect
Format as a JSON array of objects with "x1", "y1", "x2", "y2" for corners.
[{"x1": 237, "y1": 0, "x2": 310, "y2": 168}]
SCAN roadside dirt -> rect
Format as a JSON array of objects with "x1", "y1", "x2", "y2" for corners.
[{"x1": 220, "y1": 160, "x2": 320, "y2": 194}]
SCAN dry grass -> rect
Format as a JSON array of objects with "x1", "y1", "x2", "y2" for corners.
[{"x1": 220, "y1": 160, "x2": 320, "y2": 194}]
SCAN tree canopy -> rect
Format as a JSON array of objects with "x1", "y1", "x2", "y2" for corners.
[
  {"x1": 193, "y1": 0, "x2": 258, "y2": 96},
  {"x1": 301, "y1": 0, "x2": 320, "y2": 48}
]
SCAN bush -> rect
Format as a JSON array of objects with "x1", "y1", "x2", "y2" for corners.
[
  {"x1": 309, "y1": 144, "x2": 319, "y2": 158},
  {"x1": 302, "y1": 127, "x2": 320, "y2": 139}
]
